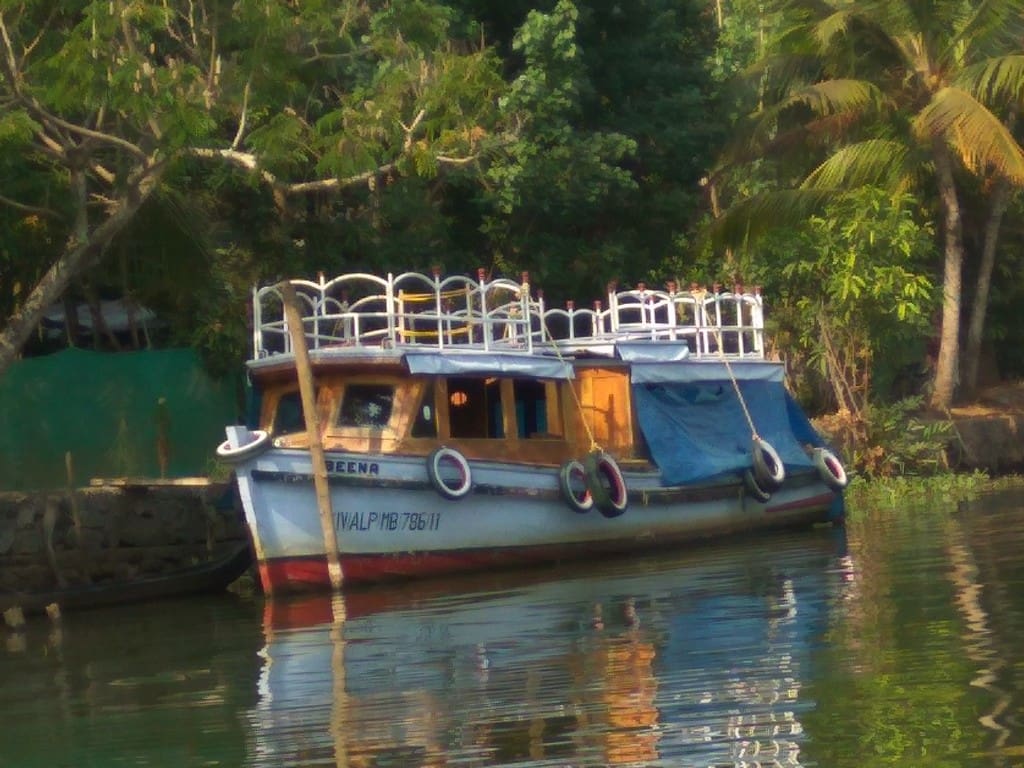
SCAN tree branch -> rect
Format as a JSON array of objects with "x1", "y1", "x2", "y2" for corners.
[
  {"x1": 0, "y1": 193, "x2": 62, "y2": 220},
  {"x1": 231, "y1": 75, "x2": 252, "y2": 150},
  {"x1": 188, "y1": 146, "x2": 397, "y2": 196},
  {"x1": 37, "y1": 109, "x2": 148, "y2": 160},
  {"x1": 0, "y1": 11, "x2": 22, "y2": 88},
  {"x1": 400, "y1": 109, "x2": 426, "y2": 152},
  {"x1": 436, "y1": 154, "x2": 479, "y2": 166}
]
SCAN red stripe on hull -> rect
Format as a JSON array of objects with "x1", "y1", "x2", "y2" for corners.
[
  {"x1": 255, "y1": 495, "x2": 837, "y2": 593},
  {"x1": 260, "y1": 546, "x2": 573, "y2": 593},
  {"x1": 767, "y1": 492, "x2": 836, "y2": 513}
]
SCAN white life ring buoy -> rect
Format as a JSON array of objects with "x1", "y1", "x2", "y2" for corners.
[
  {"x1": 751, "y1": 437, "x2": 785, "y2": 491},
  {"x1": 558, "y1": 460, "x2": 594, "y2": 513},
  {"x1": 216, "y1": 430, "x2": 271, "y2": 463},
  {"x1": 812, "y1": 447, "x2": 848, "y2": 491},
  {"x1": 584, "y1": 451, "x2": 628, "y2": 518},
  {"x1": 743, "y1": 467, "x2": 772, "y2": 503},
  {"x1": 426, "y1": 447, "x2": 473, "y2": 500}
]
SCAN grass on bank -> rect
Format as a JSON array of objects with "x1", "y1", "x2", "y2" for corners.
[{"x1": 845, "y1": 472, "x2": 1024, "y2": 517}]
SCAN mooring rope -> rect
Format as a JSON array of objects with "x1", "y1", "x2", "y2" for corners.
[{"x1": 715, "y1": 327, "x2": 759, "y2": 441}]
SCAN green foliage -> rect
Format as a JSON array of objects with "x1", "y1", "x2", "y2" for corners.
[
  {"x1": 783, "y1": 188, "x2": 936, "y2": 339},
  {"x1": 0, "y1": 110, "x2": 38, "y2": 146},
  {"x1": 858, "y1": 397, "x2": 954, "y2": 478},
  {"x1": 476, "y1": 0, "x2": 721, "y2": 302},
  {"x1": 738, "y1": 188, "x2": 937, "y2": 416}
]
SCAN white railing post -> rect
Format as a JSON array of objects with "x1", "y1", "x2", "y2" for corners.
[
  {"x1": 432, "y1": 267, "x2": 443, "y2": 351},
  {"x1": 732, "y1": 284, "x2": 744, "y2": 357},
  {"x1": 477, "y1": 268, "x2": 490, "y2": 352},
  {"x1": 519, "y1": 271, "x2": 531, "y2": 352},
  {"x1": 252, "y1": 285, "x2": 262, "y2": 358},
  {"x1": 385, "y1": 272, "x2": 396, "y2": 347},
  {"x1": 607, "y1": 282, "x2": 618, "y2": 334},
  {"x1": 281, "y1": 285, "x2": 291, "y2": 355},
  {"x1": 666, "y1": 281, "x2": 678, "y2": 342},
  {"x1": 756, "y1": 287, "x2": 765, "y2": 355}
]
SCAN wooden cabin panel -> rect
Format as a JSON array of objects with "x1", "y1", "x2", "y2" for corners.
[
  {"x1": 321, "y1": 435, "x2": 402, "y2": 453},
  {"x1": 572, "y1": 367, "x2": 635, "y2": 458},
  {"x1": 544, "y1": 381, "x2": 564, "y2": 438},
  {"x1": 440, "y1": 438, "x2": 573, "y2": 466},
  {"x1": 434, "y1": 378, "x2": 452, "y2": 440},
  {"x1": 260, "y1": 385, "x2": 317, "y2": 449},
  {"x1": 500, "y1": 379, "x2": 517, "y2": 440}
]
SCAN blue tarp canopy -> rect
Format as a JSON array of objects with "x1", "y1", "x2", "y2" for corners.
[{"x1": 631, "y1": 363, "x2": 825, "y2": 485}]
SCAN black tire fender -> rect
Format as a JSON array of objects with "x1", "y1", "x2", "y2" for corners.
[
  {"x1": 751, "y1": 437, "x2": 785, "y2": 491},
  {"x1": 812, "y1": 447, "x2": 848, "y2": 491},
  {"x1": 743, "y1": 467, "x2": 772, "y2": 503},
  {"x1": 584, "y1": 451, "x2": 629, "y2": 518},
  {"x1": 558, "y1": 460, "x2": 594, "y2": 513}
]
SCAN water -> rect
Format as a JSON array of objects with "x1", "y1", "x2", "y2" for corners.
[{"x1": 1, "y1": 493, "x2": 1023, "y2": 768}]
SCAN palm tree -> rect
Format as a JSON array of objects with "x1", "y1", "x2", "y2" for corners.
[{"x1": 715, "y1": 0, "x2": 1024, "y2": 410}]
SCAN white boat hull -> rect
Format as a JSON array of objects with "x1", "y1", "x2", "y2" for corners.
[{"x1": 231, "y1": 445, "x2": 840, "y2": 591}]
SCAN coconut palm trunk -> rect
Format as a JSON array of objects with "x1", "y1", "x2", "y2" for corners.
[
  {"x1": 930, "y1": 142, "x2": 965, "y2": 411},
  {"x1": 962, "y1": 178, "x2": 1011, "y2": 399}
]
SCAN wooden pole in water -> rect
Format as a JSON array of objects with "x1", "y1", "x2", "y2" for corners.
[
  {"x1": 280, "y1": 281, "x2": 344, "y2": 591},
  {"x1": 64, "y1": 451, "x2": 91, "y2": 584}
]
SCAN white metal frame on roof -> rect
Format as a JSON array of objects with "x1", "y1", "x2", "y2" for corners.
[{"x1": 250, "y1": 270, "x2": 766, "y2": 364}]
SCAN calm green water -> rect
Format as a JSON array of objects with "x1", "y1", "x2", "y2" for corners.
[{"x1": 2, "y1": 493, "x2": 1023, "y2": 768}]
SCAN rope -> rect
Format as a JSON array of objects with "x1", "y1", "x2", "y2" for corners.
[{"x1": 715, "y1": 328, "x2": 759, "y2": 440}]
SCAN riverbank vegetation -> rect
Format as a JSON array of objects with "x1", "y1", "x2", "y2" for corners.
[
  {"x1": 846, "y1": 472, "x2": 1024, "y2": 518},
  {"x1": 3, "y1": 1, "x2": 1024, "y2": 476}
]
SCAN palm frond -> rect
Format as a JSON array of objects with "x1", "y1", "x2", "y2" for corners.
[
  {"x1": 737, "y1": 79, "x2": 887, "y2": 153},
  {"x1": 957, "y1": 55, "x2": 1024, "y2": 107},
  {"x1": 741, "y1": 52, "x2": 821, "y2": 89},
  {"x1": 914, "y1": 86, "x2": 1024, "y2": 183},
  {"x1": 783, "y1": 78, "x2": 888, "y2": 117},
  {"x1": 957, "y1": 0, "x2": 1024, "y2": 60},
  {"x1": 708, "y1": 189, "x2": 838, "y2": 251},
  {"x1": 812, "y1": 10, "x2": 855, "y2": 49},
  {"x1": 800, "y1": 139, "x2": 912, "y2": 190}
]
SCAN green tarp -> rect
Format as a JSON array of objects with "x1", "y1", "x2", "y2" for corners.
[{"x1": 0, "y1": 348, "x2": 240, "y2": 491}]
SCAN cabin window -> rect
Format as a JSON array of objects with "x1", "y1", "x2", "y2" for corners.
[
  {"x1": 447, "y1": 377, "x2": 503, "y2": 438},
  {"x1": 411, "y1": 382, "x2": 437, "y2": 438},
  {"x1": 337, "y1": 383, "x2": 394, "y2": 428},
  {"x1": 273, "y1": 390, "x2": 306, "y2": 435},
  {"x1": 513, "y1": 379, "x2": 550, "y2": 438}
]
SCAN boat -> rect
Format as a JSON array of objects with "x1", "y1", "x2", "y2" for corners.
[
  {"x1": 0, "y1": 541, "x2": 252, "y2": 617},
  {"x1": 217, "y1": 268, "x2": 848, "y2": 593}
]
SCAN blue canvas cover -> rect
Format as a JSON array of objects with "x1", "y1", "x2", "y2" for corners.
[{"x1": 632, "y1": 372, "x2": 825, "y2": 486}]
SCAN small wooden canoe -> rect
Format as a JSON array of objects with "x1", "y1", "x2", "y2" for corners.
[{"x1": 0, "y1": 541, "x2": 252, "y2": 617}]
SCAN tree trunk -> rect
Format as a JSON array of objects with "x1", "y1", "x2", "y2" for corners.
[
  {"x1": 0, "y1": 176, "x2": 160, "y2": 380},
  {"x1": 961, "y1": 178, "x2": 1011, "y2": 400},
  {"x1": 929, "y1": 143, "x2": 964, "y2": 411}
]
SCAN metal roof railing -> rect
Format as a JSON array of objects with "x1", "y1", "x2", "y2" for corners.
[{"x1": 252, "y1": 270, "x2": 765, "y2": 361}]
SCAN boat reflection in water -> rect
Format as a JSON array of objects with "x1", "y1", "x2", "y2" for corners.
[{"x1": 246, "y1": 529, "x2": 851, "y2": 767}]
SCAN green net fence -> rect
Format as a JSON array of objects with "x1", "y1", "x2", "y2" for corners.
[{"x1": 0, "y1": 348, "x2": 241, "y2": 491}]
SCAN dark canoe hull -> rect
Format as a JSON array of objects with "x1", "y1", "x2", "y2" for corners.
[{"x1": 0, "y1": 542, "x2": 252, "y2": 616}]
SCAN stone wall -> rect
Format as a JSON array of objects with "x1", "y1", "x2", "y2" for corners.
[
  {"x1": 0, "y1": 480, "x2": 248, "y2": 593},
  {"x1": 949, "y1": 413, "x2": 1024, "y2": 474}
]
